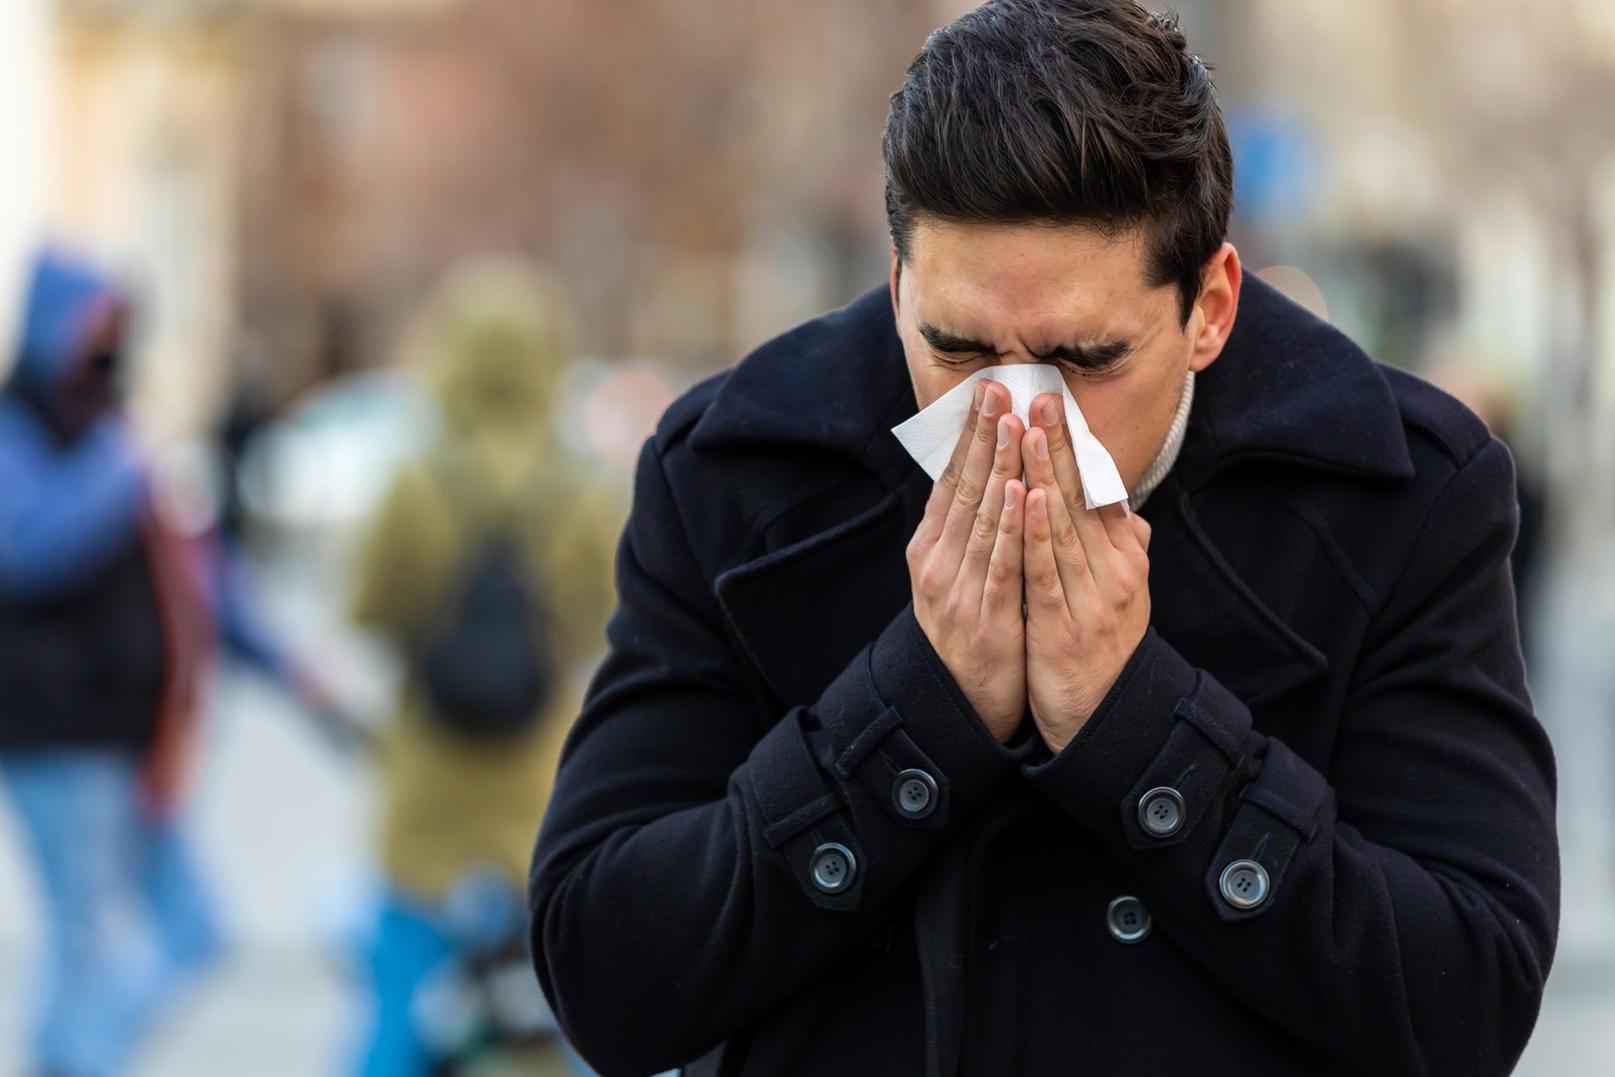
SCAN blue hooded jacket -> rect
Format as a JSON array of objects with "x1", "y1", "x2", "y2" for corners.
[
  {"x1": 0, "y1": 250, "x2": 150, "y2": 601},
  {"x1": 0, "y1": 251, "x2": 165, "y2": 750}
]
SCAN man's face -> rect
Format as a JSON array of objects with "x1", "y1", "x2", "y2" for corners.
[
  {"x1": 892, "y1": 218, "x2": 1237, "y2": 493},
  {"x1": 57, "y1": 300, "x2": 127, "y2": 434}
]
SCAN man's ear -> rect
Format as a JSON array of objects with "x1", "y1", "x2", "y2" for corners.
[
  {"x1": 1189, "y1": 242, "x2": 1241, "y2": 373},
  {"x1": 889, "y1": 245, "x2": 902, "y2": 316}
]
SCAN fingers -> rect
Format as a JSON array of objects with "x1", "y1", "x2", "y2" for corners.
[
  {"x1": 1030, "y1": 391, "x2": 1114, "y2": 555},
  {"x1": 936, "y1": 381, "x2": 1012, "y2": 569},
  {"x1": 1020, "y1": 425, "x2": 1091, "y2": 602},
  {"x1": 958, "y1": 410, "x2": 1025, "y2": 596},
  {"x1": 913, "y1": 380, "x2": 987, "y2": 551},
  {"x1": 1129, "y1": 512, "x2": 1152, "y2": 552},
  {"x1": 1096, "y1": 501, "x2": 1138, "y2": 552},
  {"x1": 1030, "y1": 392, "x2": 1084, "y2": 513},
  {"x1": 980, "y1": 479, "x2": 1025, "y2": 621},
  {"x1": 1022, "y1": 488, "x2": 1068, "y2": 617}
]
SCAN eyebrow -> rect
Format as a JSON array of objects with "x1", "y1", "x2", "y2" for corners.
[
  {"x1": 918, "y1": 323, "x2": 1135, "y2": 370},
  {"x1": 919, "y1": 324, "x2": 994, "y2": 354}
]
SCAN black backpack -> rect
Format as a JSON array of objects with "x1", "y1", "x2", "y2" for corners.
[{"x1": 413, "y1": 462, "x2": 558, "y2": 737}]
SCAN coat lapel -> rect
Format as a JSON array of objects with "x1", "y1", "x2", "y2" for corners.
[
  {"x1": 714, "y1": 470, "x2": 929, "y2": 709},
  {"x1": 1141, "y1": 470, "x2": 1330, "y2": 709}
]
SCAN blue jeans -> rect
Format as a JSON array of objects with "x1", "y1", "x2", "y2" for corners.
[
  {"x1": 0, "y1": 749, "x2": 224, "y2": 1077},
  {"x1": 354, "y1": 891, "x2": 459, "y2": 1077},
  {"x1": 353, "y1": 885, "x2": 609, "y2": 1077}
]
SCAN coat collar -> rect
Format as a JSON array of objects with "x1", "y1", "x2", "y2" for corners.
[
  {"x1": 703, "y1": 275, "x2": 1408, "y2": 712},
  {"x1": 688, "y1": 274, "x2": 1413, "y2": 490},
  {"x1": 1172, "y1": 273, "x2": 1414, "y2": 487}
]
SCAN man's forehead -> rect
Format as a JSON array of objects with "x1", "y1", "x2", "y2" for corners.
[{"x1": 906, "y1": 219, "x2": 1168, "y2": 347}]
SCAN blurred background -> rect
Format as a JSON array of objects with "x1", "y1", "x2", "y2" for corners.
[{"x1": 1, "y1": 0, "x2": 1613, "y2": 1073}]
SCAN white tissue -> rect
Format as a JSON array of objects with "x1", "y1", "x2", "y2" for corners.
[{"x1": 891, "y1": 364, "x2": 1129, "y2": 510}]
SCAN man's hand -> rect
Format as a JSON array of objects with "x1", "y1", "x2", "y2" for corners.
[
  {"x1": 907, "y1": 380, "x2": 1029, "y2": 742},
  {"x1": 1019, "y1": 392, "x2": 1152, "y2": 754}
]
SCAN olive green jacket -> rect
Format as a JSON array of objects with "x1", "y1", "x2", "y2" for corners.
[{"x1": 351, "y1": 267, "x2": 619, "y2": 898}]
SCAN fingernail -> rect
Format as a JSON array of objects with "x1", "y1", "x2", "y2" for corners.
[
  {"x1": 997, "y1": 416, "x2": 1010, "y2": 448},
  {"x1": 1004, "y1": 483, "x2": 1019, "y2": 510},
  {"x1": 1031, "y1": 493, "x2": 1046, "y2": 519},
  {"x1": 982, "y1": 389, "x2": 999, "y2": 418},
  {"x1": 1035, "y1": 434, "x2": 1049, "y2": 461},
  {"x1": 1042, "y1": 400, "x2": 1060, "y2": 425},
  {"x1": 972, "y1": 382, "x2": 985, "y2": 412}
]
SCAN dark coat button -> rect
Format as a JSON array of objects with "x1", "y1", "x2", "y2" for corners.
[
  {"x1": 809, "y1": 842, "x2": 857, "y2": 893},
  {"x1": 1218, "y1": 859, "x2": 1271, "y2": 910},
  {"x1": 1137, "y1": 786, "x2": 1186, "y2": 838},
  {"x1": 892, "y1": 768, "x2": 938, "y2": 820},
  {"x1": 1105, "y1": 895, "x2": 1152, "y2": 943}
]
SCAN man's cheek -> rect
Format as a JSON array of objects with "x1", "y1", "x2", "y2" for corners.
[{"x1": 1074, "y1": 384, "x2": 1149, "y2": 456}]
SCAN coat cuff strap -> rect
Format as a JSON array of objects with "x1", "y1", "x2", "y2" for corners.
[
  {"x1": 818, "y1": 602, "x2": 1021, "y2": 827},
  {"x1": 1022, "y1": 629, "x2": 1247, "y2": 842}
]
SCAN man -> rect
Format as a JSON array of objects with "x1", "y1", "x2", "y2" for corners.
[{"x1": 528, "y1": 3, "x2": 1559, "y2": 1075}]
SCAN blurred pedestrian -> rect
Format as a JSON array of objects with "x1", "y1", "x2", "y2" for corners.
[
  {"x1": 0, "y1": 248, "x2": 348, "y2": 1077},
  {"x1": 346, "y1": 260, "x2": 617, "y2": 1077}
]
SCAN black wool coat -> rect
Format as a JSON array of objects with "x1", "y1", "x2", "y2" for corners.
[{"x1": 529, "y1": 278, "x2": 1558, "y2": 1077}]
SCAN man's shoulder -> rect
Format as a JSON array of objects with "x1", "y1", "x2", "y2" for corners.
[
  {"x1": 1208, "y1": 281, "x2": 1511, "y2": 586},
  {"x1": 1376, "y1": 362, "x2": 1496, "y2": 477},
  {"x1": 1213, "y1": 277, "x2": 1495, "y2": 496},
  {"x1": 650, "y1": 367, "x2": 731, "y2": 457},
  {"x1": 639, "y1": 287, "x2": 905, "y2": 576},
  {"x1": 649, "y1": 285, "x2": 902, "y2": 463},
  {"x1": 1199, "y1": 287, "x2": 1514, "y2": 641}
]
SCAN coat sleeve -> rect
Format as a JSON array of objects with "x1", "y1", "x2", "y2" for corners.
[
  {"x1": 209, "y1": 532, "x2": 295, "y2": 684},
  {"x1": 1024, "y1": 436, "x2": 1558, "y2": 1076},
  {"x1": 528, "y1": 437, "x2": 1025, "y2": 1077}
]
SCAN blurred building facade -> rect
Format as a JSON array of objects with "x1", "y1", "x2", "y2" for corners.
[
  {"x1": 0, "y1": 0, "x2": 56, "y2": 357},
  {"x1": 25, "y1": 0, "x2": 982, "y2": 432},
  {"x1": 15, "y1": 2, "x2": 1610, "y2": 467},
  {"x1": 231, "y1": 0, "x2": 969, "y2": 393},
  {"x1": 50, "y1": 0, "x2": 262, "y2": 439}
]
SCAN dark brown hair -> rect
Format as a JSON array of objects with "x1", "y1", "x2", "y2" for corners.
[{"x1": 882, "y1": 1, "x2": 1232, "y2": 324}]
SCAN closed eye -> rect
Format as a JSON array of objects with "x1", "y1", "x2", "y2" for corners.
[
  {"x1": 917, "y1": 322, "x2": 1134, "y2": 372},
  {"x1": 1035, "y1": 341, "x2": 1134, "y2": 373}
]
